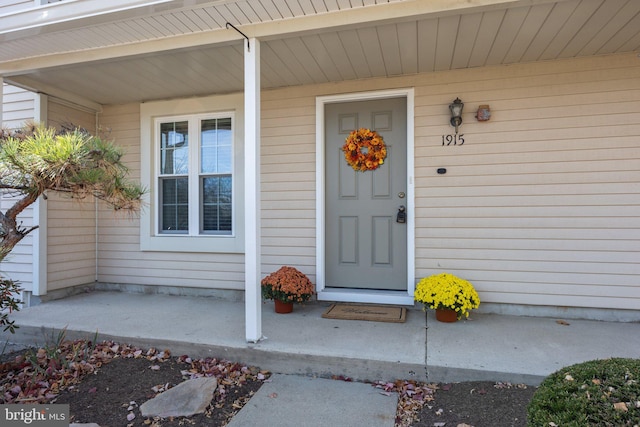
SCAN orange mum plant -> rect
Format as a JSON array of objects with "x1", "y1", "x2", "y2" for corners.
[{"x1": 261, "y1": 266, "x2": 315, "y2": 303}]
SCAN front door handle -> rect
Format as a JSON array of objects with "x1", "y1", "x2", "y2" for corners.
[{"x1": 396, "y1": 205, "x2": 406, "y2": 223}]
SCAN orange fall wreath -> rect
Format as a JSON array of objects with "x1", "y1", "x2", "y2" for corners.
[{"x1": 342, "y1": 128, "x2": 387, "y2": 172}]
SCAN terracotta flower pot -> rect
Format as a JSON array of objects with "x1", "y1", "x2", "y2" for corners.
[
  {"x1": 435, "y1": 308, "x2": 458, "y2": 323},
  {"x1": 274, "y1": 300, "x2": 294, "y2": 314}
]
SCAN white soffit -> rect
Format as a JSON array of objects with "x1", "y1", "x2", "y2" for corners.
[{"x1": 0, "y1": 0, "x2": 639, "y2": 105}]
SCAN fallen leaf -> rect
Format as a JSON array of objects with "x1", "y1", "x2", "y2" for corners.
[
  {"x1": 127, "y1": 412, "x2": 135, "y2": 421},
  {"x1": 556, "y1": 319, "x2": 570, "y2": 326},
  {"x1": 268, "y1": 392, "x2": 278, "y2": 398},
  {"x1": 549, "y1": 423, "x2": 558, "y2": 427},
  {"x1": 435, "y1": 408, "x2": 443, "y2": 416},
  {"x1": 457, "y1": 424, "x2": 474, "y2": 427},
  {"x1": 613, "y1": 402, "x2": 628, "y2": 412},
  {"x1": 434, "y1": 423, "x2": 446, "y2": 427},
  {"x1": 592, "y1": 379, "x2": 601, "y2": 385},
  {"x1": 565, "y1": 374, "x2": 574, "y2": 381},
  {"x1": 150, "y1": 365, "x2": 160, "y2": 371}
]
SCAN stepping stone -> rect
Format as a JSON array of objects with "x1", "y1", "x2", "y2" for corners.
[{"x1": 140, "y1": 377, "x2": 218, "y2": 418}]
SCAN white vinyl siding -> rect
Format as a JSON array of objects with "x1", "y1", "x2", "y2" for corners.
[
  {"x1": 2, "y1": 83, "x2": 34, "y2": 129},
  {"x1": 261, "y1": 52, "x2": 639, "y2": 311},
  {"x1": 97, "y1": 104, "x2": 245, "y2": 290},
  {"x1": 0, "y1": 0, "x2": 32, "y2": 14},
  {"x1": 412, "y1": 53, "x2": 639, "y2": 311},
  {"x1": 0, "y1": 194, "x2": 34, "y2": 289},
  {"x1": 0, "y1": 0, "x2": 65, "y2": 12},
  {"x1": 261, "y1": 92, "x2": 317, "y2": 279},
  {"x1": 0, "y1": 84, "x2": 35, "y2": 291},
  {"x1": 91, "y1": 52, "x2": 638, "y2": 312},
  {"x1": 45, "y1": 99, "x2": 97, "y2": 291}
]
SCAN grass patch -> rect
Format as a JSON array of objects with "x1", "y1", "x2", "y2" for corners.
[{"x1": 527, "y1": 358, "x2": 640, "y2": 426}]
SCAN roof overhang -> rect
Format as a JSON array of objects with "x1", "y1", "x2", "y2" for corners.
[{"x1": 1, "y1": 0, "x2": 638, "y2": 107}]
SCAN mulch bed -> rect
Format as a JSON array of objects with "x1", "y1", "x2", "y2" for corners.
[
  {"x1": 412, "y1": 381, "x2": 537, "y2": 427},
  {"x1": 1, "y1": 341, "x2": 537, "y2": 426},
  {"x1": 54, "y1": 356, "x2": 263, "y2": 426},
  {"x1": 0, "y1": 342, "x2": 267, "y2": 426}
]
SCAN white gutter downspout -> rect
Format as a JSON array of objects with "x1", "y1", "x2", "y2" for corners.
[{"x1": 244, "y1": 37, "x2": 262, "y2": 343}]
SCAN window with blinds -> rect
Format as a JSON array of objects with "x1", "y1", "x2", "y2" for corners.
[{"x1": 157, "y1": 114, "x2": 233, "y2": 236}]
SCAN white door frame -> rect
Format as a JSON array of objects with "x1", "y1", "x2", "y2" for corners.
[{"x1": 315, "y1": 88, "x2": 415, "y2": 306}]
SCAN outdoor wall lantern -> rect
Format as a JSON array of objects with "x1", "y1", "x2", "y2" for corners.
[{"x1": 449, "y1": 98, "x2": 464, "y2": 134}]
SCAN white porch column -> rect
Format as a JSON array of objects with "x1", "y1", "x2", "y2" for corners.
[{"x1": 244, "y1": 38, "x2": 262, "y2": 343}]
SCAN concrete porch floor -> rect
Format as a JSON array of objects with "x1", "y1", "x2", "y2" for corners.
[{"x1": 2, "y1": 291, "x2": 639, "y2": 385}]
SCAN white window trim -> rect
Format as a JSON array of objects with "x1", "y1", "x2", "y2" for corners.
[{"x1": 140, "y1": 93, "x2": 245, "y2": 253}]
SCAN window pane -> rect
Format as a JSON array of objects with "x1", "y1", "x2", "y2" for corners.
[
  {"x1": 217, "y1": 118, "x2": 232, "y2": 173},
  {"x1": 201, "y1": 175, "x2": 232, "y2": 234},
  {"x1": 176, "y1": 176, "x2": 189, "y2": 204},
  {"x1": 202, "y1": 176, "x2": 219, "y2": 203},
  {"x1": 160, "y1": 177, "x2": 188, "y2": 233},
  {"x1": 160, "y1": 121, "x2": 189, "y2": 175},
  {"x1": 219, "y1": 175, "x2": 232, "y2": 203},
  {"x1": 217, "y1": 145, "x2": 232, "y2": 173},
  {"x1": 219, "y1": 204, "x2": 232, "y2": 231},
  {"x1": 201, "y1": 118, "x2": 232, "y2": 174}
]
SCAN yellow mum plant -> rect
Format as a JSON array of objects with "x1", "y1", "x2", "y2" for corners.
[{"x1": 414, "y1": 272, "x2": 480, "y2": 319}]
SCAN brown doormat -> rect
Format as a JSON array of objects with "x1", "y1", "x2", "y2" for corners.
[{"x1": 321, "y1": 303, "x2": 406, "y2": 323}]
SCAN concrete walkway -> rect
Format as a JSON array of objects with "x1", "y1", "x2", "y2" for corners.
[{"x1": 226, "y1": 374, "x2": 398, "y2": 427}]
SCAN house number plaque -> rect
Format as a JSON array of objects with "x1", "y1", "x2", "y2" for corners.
[{"x1": 442, "y1": 134, "x2": 465, "y2": 145}]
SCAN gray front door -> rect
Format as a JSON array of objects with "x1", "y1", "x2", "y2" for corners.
[{"x1": 325, "y1": 97, "x2": 407, "y2": 290}]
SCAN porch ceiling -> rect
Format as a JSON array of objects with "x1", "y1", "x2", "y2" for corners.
[{"x1": 1, "y1": 0, "x2": 639, "y2": 107}]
